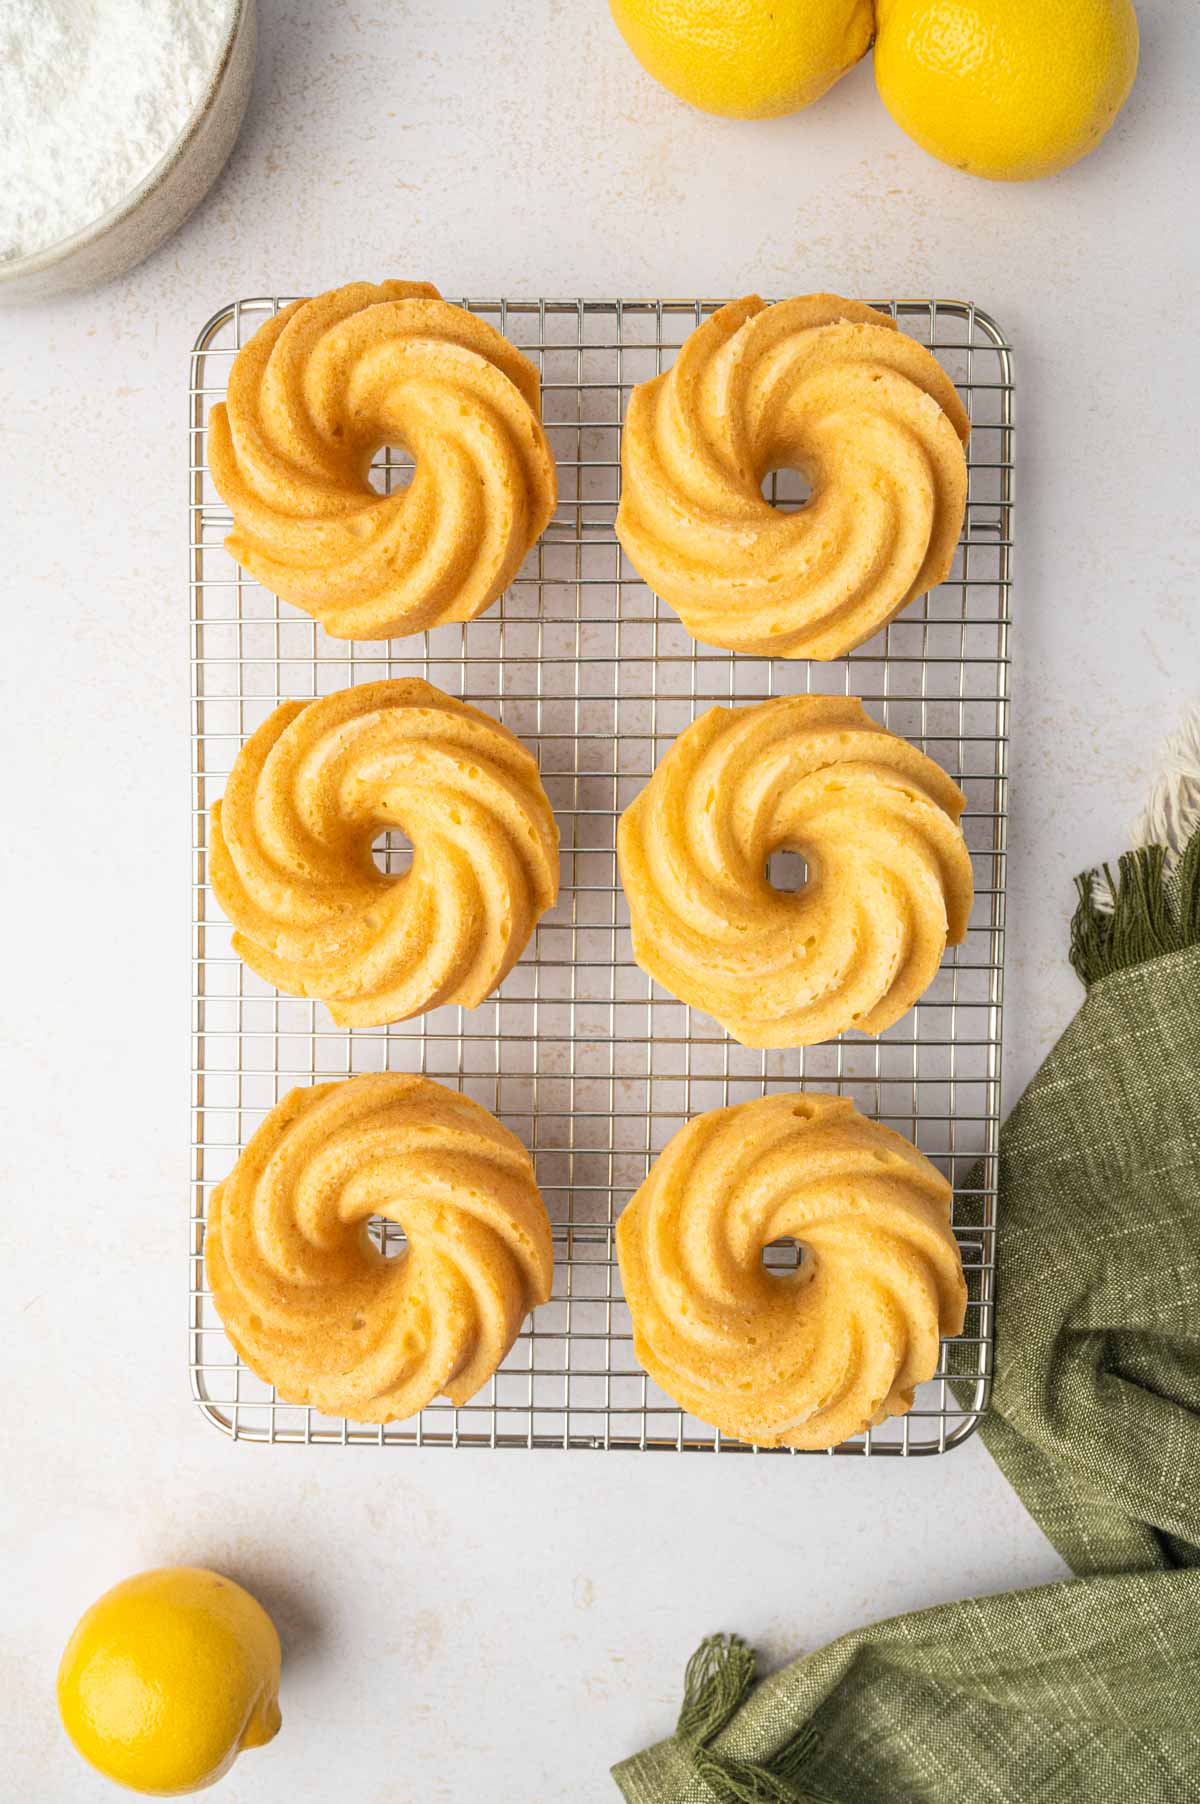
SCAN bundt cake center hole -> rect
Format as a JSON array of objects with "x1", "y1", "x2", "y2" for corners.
[
  {"x1": 366, "y1": 448, "x2": 416, "y2": 496},
  {"x1": 761, "y1": 466, "x2": 813, "y2": 513},
  {"x1": 372, "y1": 829, "x2": 414, "y2": 876},
  {"x1": 368, "y1": 1218, "x2": 408, "y2": 1260},
  {"x1": 762, "y1": 1238, "x2": 806, "y2": 1277},
  {"x1": 766, "y1": 848, "x2": 809, "y2": 894}
]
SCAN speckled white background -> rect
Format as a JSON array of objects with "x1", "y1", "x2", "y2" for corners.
[{"x1": 3, "y1": 3, "x2": 1197, "y2": 1798}]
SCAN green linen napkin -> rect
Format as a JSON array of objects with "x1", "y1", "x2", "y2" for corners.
[{"x1": 614, "y1": 820, "x2": 1200, "y2": 1804}]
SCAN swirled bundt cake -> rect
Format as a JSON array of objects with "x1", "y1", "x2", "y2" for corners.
[
  {"x1": 618, "y1": 695, "x2": 973, "y2": 1047},
  {"x1": 616, "y1": 293, "x2": 969, "y2": 658},
  {"x1": 210, "y1": 679, "x2": 559, "y2": 1027},
  {"x1": 616, "y1": 1092, "x2": 967, "y2": 1450},
  {"x1": 207, "y1": 1074, "x2": 553, "y2": 1424},
  {"x1": 207, "y1": 280, "x2": 557, "y2": 640}
]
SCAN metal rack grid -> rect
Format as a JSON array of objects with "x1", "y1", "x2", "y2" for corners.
[{"x1": 190, "y1": 295, "x2": 1012, "y2": 1454}]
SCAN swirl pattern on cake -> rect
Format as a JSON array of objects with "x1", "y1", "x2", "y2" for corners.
[
  {"x1": 615, "y1": 293, "x2": 969, "y2": 659},
  {"x1": 616, "y1": 1092, "x2": 967, "y2": 1450},
  {"x1": 617, "y1": 695, "x2": 973, "y2": 1047},
  {"x1": 210, "y1": 679, "x2": 560, "y2": 1027},
  {"x1": 207, "y1": 280, "x2": 557, "y2": 640},
  {"x1": 207, "y1": 1074, "x2": 554, "y2": 1424}
]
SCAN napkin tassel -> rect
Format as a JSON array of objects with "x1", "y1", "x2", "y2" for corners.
[
  {"x1": 677, "y1": 1635, "x2": 836, "y2": 1804},
  {"x1": 1070, "y1": 705, "x2": 1200, "y2": 987},
  {"x1": 1071, "y1": 829, "x2": 1200, "y2": 987}
]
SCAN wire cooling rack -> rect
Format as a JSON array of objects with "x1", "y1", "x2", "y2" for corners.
[{"x1": 190, "y1": 295, "x2": 1012, "y2": 1454}]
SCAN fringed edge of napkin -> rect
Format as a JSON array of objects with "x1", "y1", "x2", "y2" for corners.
[
  {"x1": 1070, "y1": 835, "x2": 1200, "y2": 986},
  {"x1": 672, "y1": 1636, "x2": 836, "y2": 1804},
  {"x1": 1070, "y1": 706, "x2": 1200, "y2": 987}
]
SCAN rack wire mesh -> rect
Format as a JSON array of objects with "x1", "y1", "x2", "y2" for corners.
[{"x1": 190, "y1": 295, "x2": 1013, "y2": 1453}]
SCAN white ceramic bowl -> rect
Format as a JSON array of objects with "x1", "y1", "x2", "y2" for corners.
[{"x1": 0, "y1": 0, "x2": 256, "y2": 306}]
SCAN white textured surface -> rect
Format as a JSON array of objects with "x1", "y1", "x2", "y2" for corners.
[{"x1": 2, "y1": 3, "x2": 1197, "y2": 1798}]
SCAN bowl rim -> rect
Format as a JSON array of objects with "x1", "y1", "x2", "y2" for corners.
[{"x1": 0, "y1": 0, "x2": 251, "y2": 283}]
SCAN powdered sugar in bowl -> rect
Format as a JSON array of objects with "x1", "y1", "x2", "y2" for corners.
[{"x1": 1, "y1": 0, "x2": 255, "y2": 304}]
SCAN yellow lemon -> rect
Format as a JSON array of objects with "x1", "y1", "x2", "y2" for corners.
[
  {"x1": 609, "y1": 0, "x2": 875, "y2": 119},
  {"x1": 873, "y1": 0, "x2": 1139, "y2": 181},
  {"x1": 57, "y1": 1566, "x2": 281, "y2": 1796}
]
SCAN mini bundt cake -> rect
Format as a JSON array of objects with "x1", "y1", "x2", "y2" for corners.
[
  {"x1": 207, "y1": 280, "x2": 557, "y2": 640},
  {"x1": 207, "y1": 1074, "x2": 553, "y2": 1424},
  {"x1": 616, "y1": 1092, "x2": 967, "y2": 1450},
  {"x1": 209, "y1": 678, "x2": 560, "y2": 1027},
  {"x1": 618, "y1": 694, "x2": 973, "y2": 1047},
  {"x1": 616, "y1": 293, "x2": 969, "y2": 658}
]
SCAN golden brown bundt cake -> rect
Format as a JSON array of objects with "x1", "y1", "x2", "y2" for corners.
[
  {"x1": 210, "y1": 678, "x2": 559, "y2": 1027},
  {"x1": 617, "y1": 694, "x2": 973, "y2": 1047},
  {"x1": 207, "y1": 1074, "x2": 553, "y2": 1424},
  {"x1": 616, "y1": 293, "x2": 969, "y2": 658},
  {"x1": 208, "y1": 280, "x2": 557, "y2": 639},
  {"x1": 616, "y1": 1092, "x2": 967, "y2": 1450}
]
